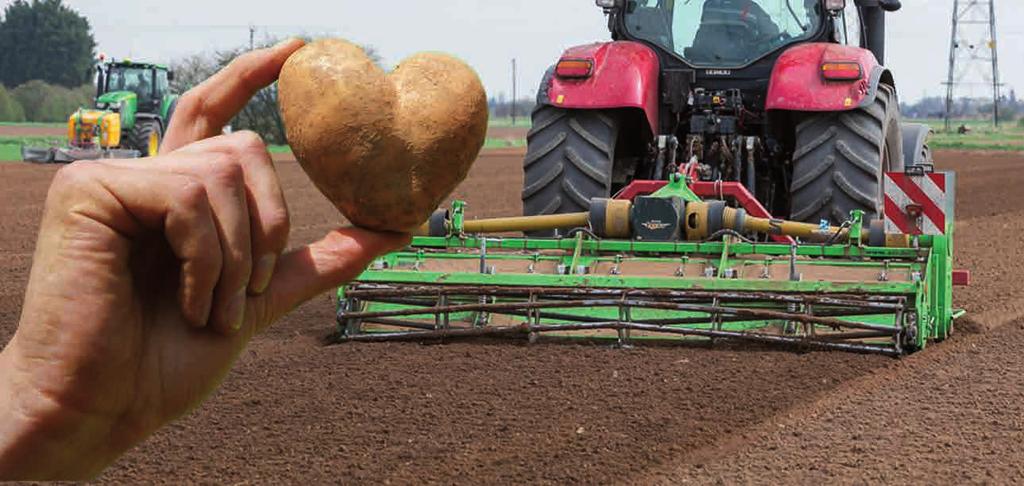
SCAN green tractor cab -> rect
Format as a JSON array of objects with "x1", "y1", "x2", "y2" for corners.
[{"x1": 22, "y1": 59, "x2": 179, "y2": 163}]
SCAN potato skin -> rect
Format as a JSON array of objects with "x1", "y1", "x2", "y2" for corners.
[{"x1": 278, "y1": 38, "x2": 488, "y2": 232}]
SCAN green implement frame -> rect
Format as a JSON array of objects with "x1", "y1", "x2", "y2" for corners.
[
  {"x1": 336, "y1": 224, "x2": 959, "y2": 356},
  {"x1": 336, "y1": 171, "x2": 961, "y2": 356}
]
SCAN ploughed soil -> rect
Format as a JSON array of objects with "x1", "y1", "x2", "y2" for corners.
[
  {"x1": 0, "y1": 125, "x2": 65, "y2": 138},
  {"x1": 0, "y1": 149, "x2": 1022, "y2": 483}
]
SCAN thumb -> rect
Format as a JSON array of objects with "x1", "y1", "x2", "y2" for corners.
[{"x1": 260, "y1": 227, "x2": 411, "y2": 326}]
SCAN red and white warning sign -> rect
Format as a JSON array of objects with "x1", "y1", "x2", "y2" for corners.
[{"x1": 883, "y1": 170, "x2": 954, "y2": 235}]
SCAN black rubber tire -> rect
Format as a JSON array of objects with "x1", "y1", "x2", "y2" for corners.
[
  {"x1": 521, "y1": 106, "x2": 619, "y2": 237},
  {"x1": 790, "y1": 84, "x2": 904, "y2": 225},
  {"x1": 165, "y1": 99, "x2": 178, "y2": 133},
  {"x1": 128, "y1": 119, "x2": 162, "y2": 158}
]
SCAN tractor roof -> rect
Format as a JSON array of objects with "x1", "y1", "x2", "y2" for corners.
[{"x1": 105, "y1": 60, "x2": 170, "y2": 71}]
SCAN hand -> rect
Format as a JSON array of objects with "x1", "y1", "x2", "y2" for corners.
[{"x1": 0, "y1": 39, "x2": 410, "y2": 480}]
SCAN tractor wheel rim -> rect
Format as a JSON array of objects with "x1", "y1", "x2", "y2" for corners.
[{"x1": 148, "y1": 132, "x2": 159, "y2": 156}]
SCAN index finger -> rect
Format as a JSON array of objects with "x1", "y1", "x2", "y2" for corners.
[{"x1": 162, "y1": 38, "x2": 305, "y2": 153}]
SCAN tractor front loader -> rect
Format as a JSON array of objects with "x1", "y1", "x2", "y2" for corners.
[
  {"x1": 334, "y1": 0, "x2": 969, "y2": 356},
  {"x1": 23, "y1": 58, "x2": 178, "y2": 163}
]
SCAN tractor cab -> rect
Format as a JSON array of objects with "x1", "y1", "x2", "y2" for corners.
[
  {"x1": 95, "y1": 61, "x2": 174, "y2": 115},
  {"x1": 620, "y1": 0, "x2": 828, "y2": 67},
  {"x1": 605, "y1": 0, "x2": 900, "y2": 113}
]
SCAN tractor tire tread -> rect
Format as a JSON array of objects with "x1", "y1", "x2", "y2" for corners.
[
  {"x1": 569, "y1": 117, "x2": 612, "y2": 154},
  {"x1": 523, "y1": 132, "x2": 566, "y2": 168},
  {"x1": 521, "y1": 160, "x2": 564, "y2": 200},
  {"x1": 792, "y1": 124, "x2": 835, "y2": 161},
  {"x1": 789, "y1": 84, "x2": 903, "y2": 224},
  {"x1": 833, "y1": 170, "x2": 877, "y2": 208},
  {"x1": 521, "y1": 106, "x2": 618, "y2": 235},
  {"x1": 835, "y1": 139, "x2": 877, "y2": 176},
  {"x1": 565, "y1": 145, "x2": 606, "y2": 184},
  {"x1": 791, "y1": 154, "x2": 834, "y2": 192},
  {"x1": 527, "y1": 108, "x2": 566, "y2": 139},
  {"x1": 127, "y1": 119, "x2": 162, "y2": 158}
]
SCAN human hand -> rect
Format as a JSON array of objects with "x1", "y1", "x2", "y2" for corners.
[{"x1": 0, "y1": 39, "x2": 409, "y2": 480}]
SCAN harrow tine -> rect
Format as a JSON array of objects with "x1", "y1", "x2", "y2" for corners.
[
  {"x1": 339, "y1": 297, "x2": 900, "y2": 334},
  {"x1": 334, "y1": 320, "x2": 902, "y2": 356},
  {"x1": 344, "y1": 285, "x2": 908, "y2": 310}
]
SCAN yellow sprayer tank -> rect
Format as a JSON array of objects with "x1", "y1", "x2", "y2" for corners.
[{"x1": 68, "y1": 110, "x2": 122, "y2": 148}]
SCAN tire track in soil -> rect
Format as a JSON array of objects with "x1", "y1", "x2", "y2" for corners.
[{"x1": 1, "y1": 150, "x2": 1022, "y2": 483}]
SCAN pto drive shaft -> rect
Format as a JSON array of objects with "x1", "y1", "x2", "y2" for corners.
[{"x1": 418, "y1": 197, "x2": 911, "y2": 247}]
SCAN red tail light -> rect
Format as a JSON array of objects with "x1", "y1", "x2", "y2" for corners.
[
  {"x1": 556, "y1": 59, "x2": 594, "y2": 78},
  {"x1": 821, "y1": 61, "x2": 863, "y2": 81}
]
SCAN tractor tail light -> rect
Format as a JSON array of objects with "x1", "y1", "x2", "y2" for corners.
[
  {"x1": 821, "y1": 61, "x2": 863, "y2": 81},
  {"x1": 556, "y1": 59, "x2": 594, "y2": 78}
]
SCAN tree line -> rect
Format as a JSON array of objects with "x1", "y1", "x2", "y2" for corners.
[
  {"x1": 900, "y1": 90, "x2": 1022, "y2": 123},
  {"x1": 0, "y1": 0, "x2": 95, "y2": 122},
  {"x1": 17, "y1": 0, "x2": 1016, "y2": 138},
  {"x1": 0, "y1": 1, "x2": 388, "y2": 142}
]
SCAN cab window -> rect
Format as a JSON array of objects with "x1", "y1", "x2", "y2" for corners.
[
  {"x1": 156, "y1": 70, "x2": 169, "y2": 98},
  {"x1": 625, "y1": 0, "x2": 824, "y2": 67}
]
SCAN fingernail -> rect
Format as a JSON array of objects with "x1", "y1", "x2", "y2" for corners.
[
  {"x1": 226, "y1": 290, "x2": 247, "y2": 333},
  {"x1": 250, "y1": 254, "x2": 277, "y2": 295}
]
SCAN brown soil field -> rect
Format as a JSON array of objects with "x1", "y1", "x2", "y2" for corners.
[
  {"x1": 0, "y1": 125, "x2": 65, "y2": 137},
  {"x1": 0, "y1": 149, "x2": 1022, "y2": 483}
]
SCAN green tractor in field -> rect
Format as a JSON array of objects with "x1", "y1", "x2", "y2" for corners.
[{"x1": 22, "y1": 59, "x2": 179, "y2": 163}]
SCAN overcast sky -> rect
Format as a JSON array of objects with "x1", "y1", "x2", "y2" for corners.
[{"x1": 5, "y1": 0, "x2": 1022, "y2": 103}]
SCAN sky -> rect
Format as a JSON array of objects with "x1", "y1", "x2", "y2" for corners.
[{"x1": 4, "y1": 0, "x2": 1022, "y2": 103}]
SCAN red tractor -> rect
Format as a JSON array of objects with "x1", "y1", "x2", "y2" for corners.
[{"x1": 523, "y1": 0, "x2": 931, "y2": 235}]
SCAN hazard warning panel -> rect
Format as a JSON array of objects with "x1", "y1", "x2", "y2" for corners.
[{"x1": 883, "y1": 168, "x2": 955, "y2": 235}]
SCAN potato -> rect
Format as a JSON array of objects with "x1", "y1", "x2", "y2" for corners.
[{"x1": 278, "y1": 38, "x2": 489, "y2": 232}]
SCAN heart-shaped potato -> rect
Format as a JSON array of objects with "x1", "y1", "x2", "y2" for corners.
[{"x1": 278, "y1": 39, "x2": 488, "y2": 232}]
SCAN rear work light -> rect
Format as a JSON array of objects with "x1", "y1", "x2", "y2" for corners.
[
  {"x1": 821, "y1": 61, "x2": 863, "y2": 81},
  {"x1": 556, "y1": 59, "x2": 594, "y2": 78}
]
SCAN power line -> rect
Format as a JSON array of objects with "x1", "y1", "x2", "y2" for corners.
[{"x1": 944, "y1": 0, "x2": 1002, "y2": 130}]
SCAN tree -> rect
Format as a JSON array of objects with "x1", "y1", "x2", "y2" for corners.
[
  {"x1": 0, "y1": 0, "x2": 97, "y2": 88},
  {"x1": 0, "y1": 85, "x2": 26, "y2": 122},
  {"x1": 215, "y1": 45, "x2": 286, "y2": 144},
  {"x1": 11, "y1": 80, "x2": 91, "y2": 122},
  {"x1": 169, "y1": 53, "x2": 219, "y2": 95}
]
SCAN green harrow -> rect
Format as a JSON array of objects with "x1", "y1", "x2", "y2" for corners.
[{"x1": 336, "y1": 173, "x2": 965, "y2": 356}]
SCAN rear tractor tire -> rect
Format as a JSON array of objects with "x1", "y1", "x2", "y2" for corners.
[
  {"x1": 521, "y1": 106, "x2": 619, "y2": 237},
  {"x1": 790, "y1": 84, "x2": 904, "y2": 225},
  {"x1": 129, "y1": 119, "x2": 163, "y2": 158}
]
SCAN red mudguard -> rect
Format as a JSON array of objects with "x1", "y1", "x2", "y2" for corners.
[
  {"x1": 546, "y1": 41, "x2": 660, "y2": 135},
  {"x1": 765, "y1": 43, "x2": 891, "y2": 112}
]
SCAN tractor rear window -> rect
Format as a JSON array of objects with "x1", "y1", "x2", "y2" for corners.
[
  {"x1": 625, "y1": 0, "x2": 823, "y2": 67},
  {"x1": 107, "y1": 67, "x2": 155, "y2": 100}
]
